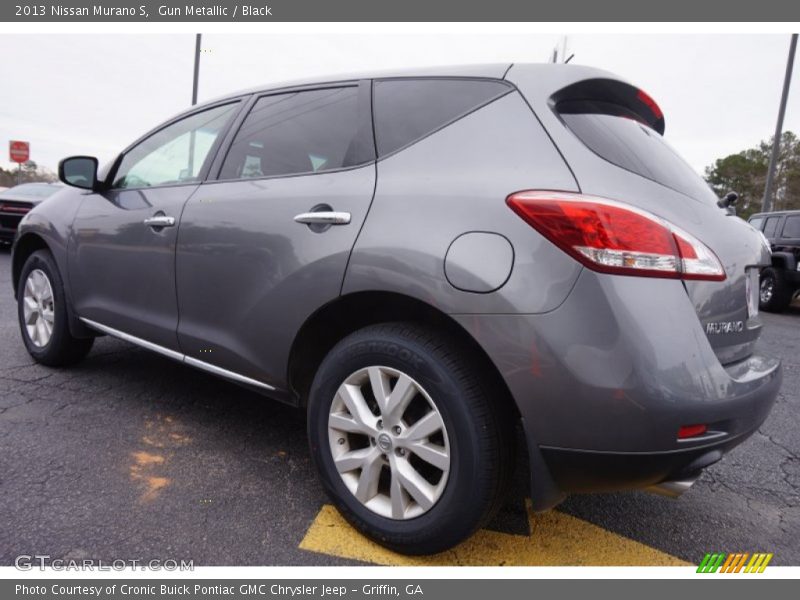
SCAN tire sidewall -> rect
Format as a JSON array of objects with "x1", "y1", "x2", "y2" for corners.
[
  {"x1": 18, "y1": 250, "x2": 70, "y2": 363},
  {"x1": 308, "y1": 329, "x2": 489, "y2": 549}
]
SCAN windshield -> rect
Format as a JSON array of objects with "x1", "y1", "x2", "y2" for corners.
[{"x1": 559, "y1": 100, "x2": 717, "y2": 203}]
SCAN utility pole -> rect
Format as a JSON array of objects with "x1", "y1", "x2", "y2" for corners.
[
  {"x1": 191, "y1": 33, "x2": 202, "y2": 106},
  {"x1": 763, "y1": 33, "x2": 798, "y2": 213}
]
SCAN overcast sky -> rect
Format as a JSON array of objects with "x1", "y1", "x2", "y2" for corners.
[{"x1": 0, "y1": 33, "x2": 797, "y2": 176}]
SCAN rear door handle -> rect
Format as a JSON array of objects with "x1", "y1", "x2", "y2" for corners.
[
  {"x1": 293, "y1": 211, "x2": 351, "y2": 225},
  {"x1": 143, "y1": 215, "x2": 176, "y2": 228}
]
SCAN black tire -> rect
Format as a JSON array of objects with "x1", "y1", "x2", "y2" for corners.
[
  {"x1": 17, "y1": 249, "x2": 94, "y2": 366},
  {"x1": 307, "y1": 322, "x2": 514, "y2": 555},
  {"x1": 759, "y1": 267, "x2": 793, "y2": 313}
]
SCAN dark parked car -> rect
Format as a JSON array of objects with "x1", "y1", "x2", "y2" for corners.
[
  {"x1": 12, "y1": 64, "x2": 781, "y2": 554},
  {"x1": 0, "y1": 182, "x2": 62, "y2": 245},
  {"x1": 748, "y1": 210, "x2": 800, "y2": 312}
]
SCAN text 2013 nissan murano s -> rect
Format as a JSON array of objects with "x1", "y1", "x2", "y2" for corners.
[{"x1": 12, "y1": 64, "x2": 781, "y2": 555}]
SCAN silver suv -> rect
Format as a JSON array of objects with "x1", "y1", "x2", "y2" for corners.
[{"x1": 12, "y1": 64, "x2": 781, "y2": 555}]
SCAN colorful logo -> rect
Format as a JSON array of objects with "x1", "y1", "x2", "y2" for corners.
[{"x1": 697, "y1": 553, "x2": 773, "y2": 573}]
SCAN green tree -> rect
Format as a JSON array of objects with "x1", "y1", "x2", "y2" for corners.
[
  {"x1": 0, "y1": 163, "x2": 57, "y2": 188},
  {"x1": 704, "y1": 131, "x2": 800, "y2": 220}
]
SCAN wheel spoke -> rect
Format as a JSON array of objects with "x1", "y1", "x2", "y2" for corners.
[
  {"x1": 384, "y1": 373, "x2": 418, "y2": 421},
  {"x1": 36, "y1": 320, "x2": 48, "y2": 346},
  {"x1": 41, "y1": 306, "x2": 54, "y2": 324},
  {"x1": 329, "y1": 412, "x2": 370, "y2": 435},
  {"x1": 337, "y1": 383, "x2": 376, "y2": 429},
  {"x1": 334, "y1": 446, "x2": 374, "y2": 474},
  {"x1": 404, "y1": 411, "x2": 444, "y2": 442},
  {"x1": 33, "y1": 271, "x2": 45, "y2": 297},
  {"x1": 25, "y1": 276, "x2": 36, "y2": 298},
  {"x1": 410, "y1": 443, "x2": 449, "y2": 471},
  {"x1": 354, "y1": 449, "x2": 383, "y2": 503},
  {"x1": 39, "y1": 284, "x2": 53, "y2": 302},
  {"x1": 389, "y1": 466, "x2": 410, "y2": 519},
  {"x1": 23, "y1": 296, "x2": 38, "y2": 313},
  {"x1": 393, "y1": 457, "x2": 436, "y2": 511},
  {"x1": 367, "y1": 367, "x2": 391, "y2": 414}
]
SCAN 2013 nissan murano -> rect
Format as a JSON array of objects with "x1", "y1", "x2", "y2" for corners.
[{"x1": 12, "y1": 64, "x2": 781, "y2": 555}]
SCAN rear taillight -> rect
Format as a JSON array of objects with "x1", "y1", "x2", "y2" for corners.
[{"x1": 506, "y1": 191, "x2": 725, "y2": 281}]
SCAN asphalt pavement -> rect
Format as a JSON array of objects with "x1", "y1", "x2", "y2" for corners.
[{"x1": 0, "y1": 247, "x2": 798, "y2": 566}]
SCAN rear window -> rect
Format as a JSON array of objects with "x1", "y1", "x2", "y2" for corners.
[
  {"x1": 373, "y1": 78, "x2": 511, "y2": 157},
  {"x1": 558, "y1": 100, "x2": 716, "y2": 203},
  {"x1": 781, "y1": 215, "x2": 800, "y2": 238}
]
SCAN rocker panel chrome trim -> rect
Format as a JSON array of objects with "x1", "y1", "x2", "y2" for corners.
[{"x1": 79, "y1": 317, "x2": 276, "y2": 391}]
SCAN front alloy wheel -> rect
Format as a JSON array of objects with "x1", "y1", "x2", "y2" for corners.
[
  {"x1": 17, "y1": 249, "x2": 94, "y2": 366},
  {"x1": 328, "y1": 366, "x2": 450, "y2": 520},
  {"x1": 22, "y1": 269, "x2": 56, "y2": 348}
]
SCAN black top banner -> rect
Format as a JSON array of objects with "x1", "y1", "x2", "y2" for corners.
[{"x1": 3, "y1": 0, "x2": 800, "y2": 22}]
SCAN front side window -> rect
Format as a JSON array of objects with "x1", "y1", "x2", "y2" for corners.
[
  {"x1": 219, "y1": 86, "x2": 370, "y2": 180},
  {"x1": 113, "y1": 103, "x2": 238, "y2": 189}
]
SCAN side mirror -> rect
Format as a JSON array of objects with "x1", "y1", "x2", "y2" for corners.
[{"x1": 58, "y1": 156, "x2": 99, "y2": 191}]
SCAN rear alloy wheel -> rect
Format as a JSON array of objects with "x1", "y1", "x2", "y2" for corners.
[
  {"x1": 308, "y1": 323, "x2": 513, "y2": 555},
  {"x1": 17, "y1": 250, "x2": 94, "y2": 366},
  {"x1": 327, "y1": 365, "x2": 450, "y2": 520},
  {"x1": 759, "y1": 267, "x2": 792, "y2": 313}
]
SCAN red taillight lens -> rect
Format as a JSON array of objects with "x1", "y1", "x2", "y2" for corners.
[
  {"x1": 678, "y1": 424, "x2": 708, "y2": 439},
  {"x1": 506, "y1": 191, "x2": 725, "y2": 281}
]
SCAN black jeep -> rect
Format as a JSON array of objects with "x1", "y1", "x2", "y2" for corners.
[{"x1": 749, "y1": 210, "x2": 800, "y2": 312}]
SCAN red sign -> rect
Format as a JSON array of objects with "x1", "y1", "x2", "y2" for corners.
[{"x1": 9, "y1": 140, "x2": 30, "y2": 163}]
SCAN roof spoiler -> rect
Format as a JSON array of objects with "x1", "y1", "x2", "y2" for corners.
[{"x1": 550, "y1": 78, "x2": 666, "y2": 135}]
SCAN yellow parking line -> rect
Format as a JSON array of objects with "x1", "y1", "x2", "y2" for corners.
[{"x1": 299, "y1": 502, "x2": 689, "y2": 566}]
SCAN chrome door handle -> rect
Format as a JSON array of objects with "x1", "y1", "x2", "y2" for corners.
[
  {"x1": 143, "y1": 215, "x2": 176, "y2": 228},
  {"x1": 294, "y1": 211, "x2": 351, "y2": 225}
]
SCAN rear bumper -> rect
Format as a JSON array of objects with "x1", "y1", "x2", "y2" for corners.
[
  {"x1": 453, "y1": 268, "x2": 782, "y2": 509},
  {"x1": 540, "y1": 427, "x2": 760, "y2": 493},
  {"x1": 0, "y1": 215, "x2": 23, "y2": 242}
]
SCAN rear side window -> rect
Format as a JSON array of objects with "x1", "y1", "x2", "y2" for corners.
[
  {"x1": 748, "y1": 216, "x2": 765, "y2": 230},
  {"x1": 781, "y1": 215, "x2": 800, "y2": 238},
  {"x1": 558, "y1": 100, "x2": 716, "y2": 203},
  {"x1": 763, "y1": 217, "x2": 780, "y2": 238},
  {"x1": 373, "y1": 78, "x2": 511, "y2": 157},
  {"x1": 219, "y1": 86, "x2": 371, "y2": 180}
]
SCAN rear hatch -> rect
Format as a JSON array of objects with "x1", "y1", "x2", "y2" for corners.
[{"x1": 534, "y1": 75, "x2": 770, "y2": 365}]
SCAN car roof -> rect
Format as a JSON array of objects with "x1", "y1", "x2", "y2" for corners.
[
  {"x1": 749, "y1": 210, "x2": 800, "y2": 218},
  {"x1": 198, "y1": 63, "x2": 514, "y2": 107}
]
